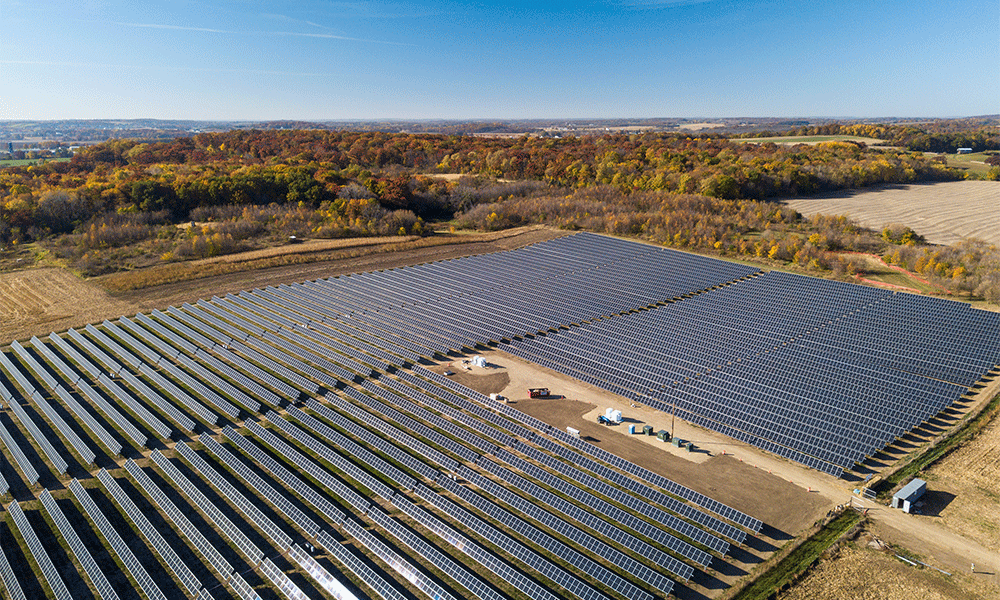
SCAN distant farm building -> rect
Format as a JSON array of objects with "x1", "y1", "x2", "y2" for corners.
[{"x1": 957, "y1": 147, "x2": 973, "y2": 154}]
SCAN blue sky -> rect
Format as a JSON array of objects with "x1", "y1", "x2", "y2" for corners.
[{"x1": 2, "y1": 0, "x2": 997, "y2": 120}]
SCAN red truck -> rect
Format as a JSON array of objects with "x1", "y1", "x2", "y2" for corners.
[{"x1": 527, "y1": 388, "x2": 551, "y2": 398}]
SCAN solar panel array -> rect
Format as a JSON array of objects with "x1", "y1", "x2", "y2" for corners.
[
  {"x1": 0, "y1": 511, "x2": 27, "y2": 600},
  {"x1": 39, "y1": 488, "x2": 121, "y2": 600},
  {"x1": 507, "y1": 269, "x2": 1000, "y2": 475},
  {"x1": 8, "y1": 499, "x2": 73, "y2": 600},
  {"x1": 3, "y1": 230, "x2": 992, "y2": 600}
]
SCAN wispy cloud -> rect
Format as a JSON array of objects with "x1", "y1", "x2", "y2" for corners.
[
  {"x1": 262, "y1": 13, "x2": 335, "y2": 31},
  {"x1": 99, "y1": 20, "x2": 413, "y2": 46},
  {"x1": 1, "y1": 59, "x2": 328, "y2": 77}
]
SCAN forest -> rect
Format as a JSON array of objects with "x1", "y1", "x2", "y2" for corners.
[{"x1": 0, "y1": 124, "x2": 998, "y2": 302}]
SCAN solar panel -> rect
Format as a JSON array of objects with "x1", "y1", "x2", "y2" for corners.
[
  {"x1": 245, "y1": 420, "x2": 370, "y2": 517},
  {"x1": 0, "y1": 416, "x2": 39, "y2": 485},
  {"x1": 512, "y1": 440, "x2": 730, "y2": 554},
  {"x1": 293, "y1": 402, "x2": 442, "y2": 482},
  {"x1": 199, "y1": 433, "x2": 321, "y2": 539},
  {"x1": 32, "y1": 336, "x2": 148, "y2": 449},
  {"x1": 434, "y1": 474, "x2": 651, "y2": 600},
  {"x1": 391, "y1": 493, "x2": 563, "y2": 600},
  {"x1": 39, "y1": 488, "x2": 121, "y2": 600},
  {"x1": 472, "y1": 458, "x2": 693, "y2": 581},
  {"x1": 69, "y1": 478, "x2": 169, "y2": 600},
  {"x1": 0, "y1": 360, "x2": 70, "y2": 474},
  {"x1": 8, "y1": 500, "x2": 74, "y2": 600},
  {"x1": 457, "y1": 465, "x2": 675, "y2": 593},
  {"x1": 264, "y1": 412, "x2": 407, "y2": 498},
  {"x1": 175, "y1": 441, "x2": 293, "y2": 550},
  {"x1": 134, "y1": 312, "x2": 200, "y2": 355},
  {"x1": 113, "y1": 369, "x2": 196, "y2": 433},
  {"x1": 287, "y1": 543, "x2": 362, "y2": 600},
  {"x1": 222, "y1": 426, "x2": 346, "y2": 527},
  {"x1": 0, "y1": 515, "x2": 27, "y2": 600},
  {"x1": 96, "y1": 469, "x2": 203, "y2": 597},
  {"x1": 135, "y1": 361, "x2": 220, "y2": 424},
  {"x1": 8, "y1": 342, "x2": 103, "y2": 462},
  {"x1": 259, "y1": 557, "x2": 308, "y2": 600},
  {"x1": 315, "y1": 531, "x2": 408, "y2": 600},
  {"x1": 123, "y1": 459, "x2": 234, "y2": 579},
  {"x1": 363, "y1": 507, "x2": 507, "y2": 600},
  {"x1": 341, "y1": 515, "x2": 458, "y2": 600},
  {"x1": 314, "y1": 395, "x2": 460, "y2": 473},
  {"x1": 149, "y1": 449, "x2": 264, "y2": 565}
]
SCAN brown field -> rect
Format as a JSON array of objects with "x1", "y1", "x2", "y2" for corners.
[
  {"x1": 678, "y1": 122, "x2": 726, "y2": 131},
  {"x1": 783, "y1": 181, "x2": 1000, "y2": 246},
  {"x1": 777, "y1": 541, "x2": 989, "y2": 600},
  {"x1": 922, "y1": 399, "x2": 1000, "y2": 554},
  {"x1": 0, "y1": 268, "x2": 139, "y2": 343},
  {"x1": 731, "y1": 135, "x2": 887, "y2": 146}
]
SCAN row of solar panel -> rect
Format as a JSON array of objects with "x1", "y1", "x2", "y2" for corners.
[
  {"x1": 332, "y1": 379, "x2": 687, "y2": 588},
  {"x1": 3, "y1": 344, "x2": 696, "y2": 600},
  {"x1": 308, "y1": 389, "x2": 670, "y2": 596},
  {"x1": 414, "y1": 362, "x2": 760, "y2": 535}
]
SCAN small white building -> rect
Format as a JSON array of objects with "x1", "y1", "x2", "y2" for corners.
[
  {"x1": 892, "y1": 478, "x2": 927, "y2": 513},
  {"x1": 956, "y1": 148, "x2": 973, "y2": 154}
]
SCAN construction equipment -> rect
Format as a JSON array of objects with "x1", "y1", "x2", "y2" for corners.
[
  {"x1": 597, "y1": 415, "x2": 611, "y2": 425},
  {"x1": 527, "y1": 388, "x2": 550, "y2": 398}
]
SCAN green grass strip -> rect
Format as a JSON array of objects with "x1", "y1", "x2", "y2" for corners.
[{"x1": 730, "y1": 510, "x2": 863, "y2": 600}]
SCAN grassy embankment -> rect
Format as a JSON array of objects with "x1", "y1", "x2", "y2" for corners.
[{"x1": 726, "y1": 510, "x2": 865, "y2": 600}]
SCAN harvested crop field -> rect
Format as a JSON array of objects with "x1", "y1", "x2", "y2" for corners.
[
  {"x1": 777, "y1": 542, "x2": 987, "y2": 600},
  {"x1": 0, "y1": 268, "x2": 139, "y2": 343},
  {"x1": 783, "y1": 181, "x2": 1000, "y2": 246},
  {"x1": 922, "y1": 398, "x2": 1000, "y2": 553}
]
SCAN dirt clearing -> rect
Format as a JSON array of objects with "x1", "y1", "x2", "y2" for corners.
[
  {"x1": 783, "y1": 181, "x2": 1000, "y2": 246},
  {"x1": 441, "y1": 348, "x2": 832, "y2": 537}
]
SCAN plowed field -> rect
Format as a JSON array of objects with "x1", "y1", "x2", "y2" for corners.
[
  {"x1": 0, "y1": 268, "x2": 138, "y2": 343},
  {"x1": 783, "y1": 181, "x2": 1000, "y2": 246}
]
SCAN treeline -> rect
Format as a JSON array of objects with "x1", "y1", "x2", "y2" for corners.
[
  {"x1": 883, "y1": 240, "x2": 1000, "y2": 303},
  {"x1": 0, "y1": 127, "x2": 994, "y2": 294},
  {"x1": 0, "y1": 129, "x2": 962, "y2": 244}
]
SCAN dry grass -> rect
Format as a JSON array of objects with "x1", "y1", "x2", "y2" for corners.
[
  {"x1": 0, "y1": 268, "x2": 138, "y2": 342},
  {"x1": 95, "y1": 227, "x2": 553, "y2": 293},
  {"x1": 192, "y1": 236, "x2": 417, "y2": 265},
  {"x1": 783, "y1": 181, "x2": 1000, "y2": 246},
  {"x1": 778, "y1": 542, "x2": 987, "y2": 600},
  {"x1": 923, "y1": 402, "x2": 1000, "y2": 553}
]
